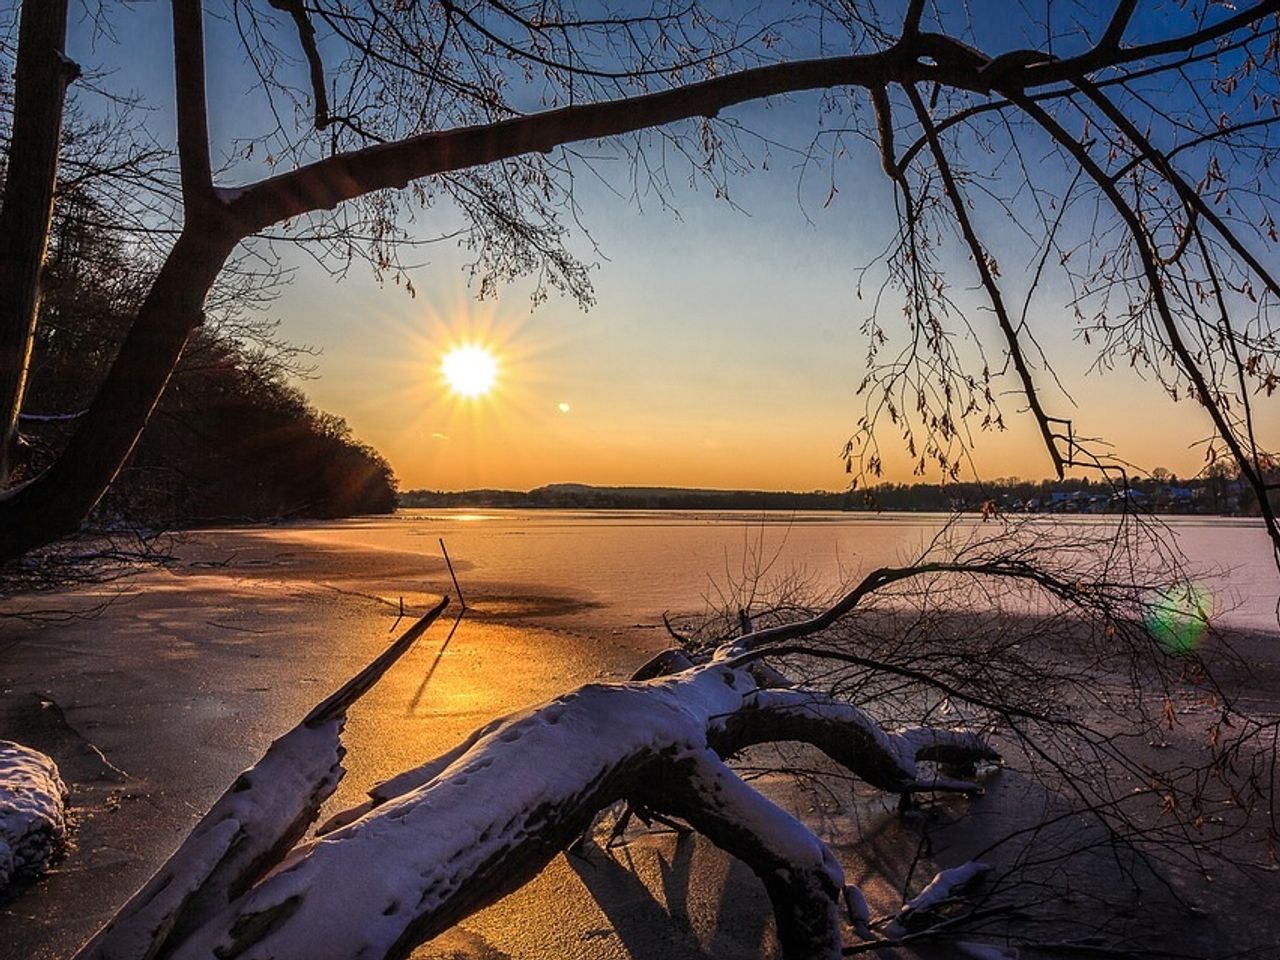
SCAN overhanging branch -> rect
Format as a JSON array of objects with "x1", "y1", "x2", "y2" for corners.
[
  {"x1": 905, "y1": 83, "x2": 1066, "y2": 478},
  {"x1": 268, "y1": 0, "x2": 331, "y2": 130},
  {"x1": 171, "y1": 0, "x2": 215, "y2": 207}
]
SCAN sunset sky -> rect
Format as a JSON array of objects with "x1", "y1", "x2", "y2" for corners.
[{"x1": 60, "y1": 2, "x2": 1278, "y2": 492}]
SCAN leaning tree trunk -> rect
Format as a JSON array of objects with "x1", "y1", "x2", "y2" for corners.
[
  {"x1": 0, "y1": 0, "x2": 78, "y2": 485},
  {"x1": 0, "y1": 226, "x2": 237, "y2": 561},
  {"x1": 0, "y1": 0, "x2": 240, "y2": 565},
  {"x1": 73, "y1": 597, "x2": 996, "y2": 960}
]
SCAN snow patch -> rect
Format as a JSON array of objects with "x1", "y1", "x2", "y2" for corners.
[
  {"x1": 0, "y1": 741, "x2": 69, "y2": 890},
  {"x1": 891, "y1": 861, "x2": 990, "y2": 934},
  {"x1": 213, "y1": 184, "x2": 249, "y2": 204}
]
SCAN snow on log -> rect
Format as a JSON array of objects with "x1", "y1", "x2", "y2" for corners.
[
  {"x1": 156, "y1": 659, "x2": 996, "y2": 960},
  {"x1": 891, "y1": 861, "x2": 991, "y2": 935},
  {"x1": 164, "y1": 666, "x2": 755, "y2": 960},
  {"x1": 73, "y1": 567, "x2": 998, "y2": 960},
  {"x1": 74, "y1": 597, "x2": 450, "y2": 960},
  {"x1": 0, "y1": 740, "x2": 68, "y2": 891}
]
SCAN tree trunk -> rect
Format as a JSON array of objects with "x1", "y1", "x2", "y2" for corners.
[
  {"x1": 0, "y1": 0, "x2": 78, "y2": 485},
  {"x1": 0, "y1": 227, "x2": 238, "y2": 561}
]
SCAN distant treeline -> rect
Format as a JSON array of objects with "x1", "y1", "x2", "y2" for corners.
[
  {"x1": 17, "y1": 192, "x2": 396, "y2": 526},
  {"x1": 400, "y1": 483, "x2": 853, "y2": 511},
  {"x1": 401, "y1": 474, "x2": 1258, "y2": 515}
]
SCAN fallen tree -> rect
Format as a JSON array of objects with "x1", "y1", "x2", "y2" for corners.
[
  {"x1": 73, "y1": 596, "x2": 994, "y2": 960},
  {"x1": 69, "y1": 521, "x2": 1277, "y2": 959}
]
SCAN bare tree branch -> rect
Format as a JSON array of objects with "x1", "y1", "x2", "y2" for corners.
[
  {"x1": 904, "y1": 83, "x2": 1067, "y2": 478},
  {"x1": 267, "y1": 0, "x2": 331, "y2": 131},
  {"x1": 171, "y1": 0, "x2": 214, "y2": 207},
  {"x1": 1009, "y1": 91, "x2": 1280, "y2": 565}
]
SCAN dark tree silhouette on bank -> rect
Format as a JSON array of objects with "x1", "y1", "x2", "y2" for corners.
[
  {"x1": 0, "y1": 0, "x2": 76, "y2": 485},
  {"x1": 20, "y1": 192, "x2": 397, "y2": 523}
]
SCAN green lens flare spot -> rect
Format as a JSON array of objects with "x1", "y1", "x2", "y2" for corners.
[{"x1": 1144, "y1": 584, "x2": 1213, "y2": 654}]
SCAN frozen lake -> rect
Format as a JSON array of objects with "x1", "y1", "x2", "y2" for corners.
[{"x1": 230, "y1": 509, "x2": 1280, "y2": 634}]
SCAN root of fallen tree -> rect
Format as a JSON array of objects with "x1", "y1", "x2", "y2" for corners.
[{"x1": 70, "y1": 588, "x2": 997, "y2": 960}]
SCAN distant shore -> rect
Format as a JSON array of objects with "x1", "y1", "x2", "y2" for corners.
[{"x1": 401, "y1": 478, "x2": 1258, "y2": 516}]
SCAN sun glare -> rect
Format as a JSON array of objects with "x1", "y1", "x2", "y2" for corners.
[{"x1": 441, "y1": 345, "x2": 498, "y2": 398}]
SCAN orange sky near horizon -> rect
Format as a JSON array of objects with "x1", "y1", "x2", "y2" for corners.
[{"x1": 286, "y1": 246, "x2": 1253, "y2": 493}]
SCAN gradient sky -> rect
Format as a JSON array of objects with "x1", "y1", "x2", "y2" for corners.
[{"x1": 58, "y1": 2, "x2": 1279, "y2": 492}]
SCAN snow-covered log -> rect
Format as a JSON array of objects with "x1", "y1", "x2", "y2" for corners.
[
  {"x1": 141, "y1": 658, "x2": 994, "y2": 960},
  {"x1": 0, "y1": 740, "x2": 68, "y2": 891},
  {"x1": 164, "y1": 666, "x2": 763, "y2": 960},
  {"x1": 76, "y1": 567, "x2": 1003, "y2": 960},
  {"x1": 73, "y1": 596, "x2": 450, "y2": 960},
  {"x1": 711, "y1": 688, "x2": 996, "y2": 793}
]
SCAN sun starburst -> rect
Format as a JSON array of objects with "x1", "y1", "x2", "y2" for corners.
[{"x1": 441, "y1": 344, "x2": 498, "y2": 398}]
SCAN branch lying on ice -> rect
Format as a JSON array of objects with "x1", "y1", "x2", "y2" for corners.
[
  {"x1": 712, "y1": 688, "x2": 998, "y2": 794},
  {"x1": 161, "y1": 666, "x2": 756, "y2": 960},
  {"x1": 715, "y1": 558, "x2": 1118, "y2": 658},
  {"x1": 888, "y1": 861, "x2": 991, "y2": 936},
  {"x1": 76, "y1": 553, "x2": 1001, "y2": 960},
  {"x1": 150, "y1": 656, "x2": 994, "y2": 960},
  {"x1": 306, "y1": 596, "x2": 451, "y2": 725},
  {"x1": 73, "y1": 596, "x2": 450, "y2": 960}
]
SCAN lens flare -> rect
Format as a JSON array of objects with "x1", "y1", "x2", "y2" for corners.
[{"x1": 1144, "y1": 583, "x2": 1214, "y2": 653}]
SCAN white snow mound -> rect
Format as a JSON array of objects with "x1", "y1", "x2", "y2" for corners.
[{"x1": 0, "y1": 740, "x2": 69, "y2": 890}]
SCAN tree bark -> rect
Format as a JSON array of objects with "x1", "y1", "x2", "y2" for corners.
[{"x1": 0, "y1": 0, "x2": 78, "y2": 485}]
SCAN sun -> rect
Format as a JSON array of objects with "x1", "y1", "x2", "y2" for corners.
[{"x1": 441, "y1": 344, "x2": 498, "y2": 398}]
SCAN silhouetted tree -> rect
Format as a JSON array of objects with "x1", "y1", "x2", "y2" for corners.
[
  {"x1": 0, "y1": 0, "x2": 76, "y2": 483},
  {"x1": 21, "y1": 188, "x2": 396, "y2": 523}
]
